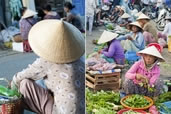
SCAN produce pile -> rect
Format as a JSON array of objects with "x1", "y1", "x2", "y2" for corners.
[
  {"x1": 0, "y1": 85, "x2": 21, "y2": 104},
  {"x1": 155, "y1": 92, "x2": 171, "y2": 113},
  {"x1": 86, "y1": 88, "x2": 122, "y2": 114},
  {"x1": 123, "y1": 94, "x2": 150, "y2": 108}
]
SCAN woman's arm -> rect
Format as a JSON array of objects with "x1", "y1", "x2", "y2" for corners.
[
  {"x1": 125, "y1": 61, "x2": 140, "y2": 80},
  {"x1": 102, "y1": 42, "x2": 115, "y2": 57},
  {"x1": 149, "y1": 67, "x2": 160, "y2": 86},
  {"x1": 132, "y1": 32, "x2": 144, "y2": 48},
  {"x1": 11, "y1": 58, "x2": 48, "y2": 88}
]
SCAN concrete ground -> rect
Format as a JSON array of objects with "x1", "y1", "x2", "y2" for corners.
[
  {"x1": 0, "y1": 49, "x2": 37, "y2": 114},
  {"x1": 86, "y1": 26, "x2": 171, "y2": 80}
]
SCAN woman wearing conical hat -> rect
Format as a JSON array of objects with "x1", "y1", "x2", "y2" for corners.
[
  {"x1": 19, "y1": 9, "x2": 38, "y2": 41},
  {"x1": 120, "y1": 13, "x2": 132, "y2": 27},
  {"x1": 11, "y1": 20, "x2": 85, "y2": 114},
  {"x1": 98, "y1": 30, "x2": 125, "y2": 65},
  {"x1": 123, "y1": 46, "x2": 165, "y2": 97},
  {"x1": 117, "y1": 21, "x2": 145, "y2": 52},
  {"x1": 137, "y1": 13, "x2": 158, "y2": 45}
]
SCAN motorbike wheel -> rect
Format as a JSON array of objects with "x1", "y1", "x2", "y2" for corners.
[{"x1": 156, "y1": 21, "x2": 165, "y2": 31}]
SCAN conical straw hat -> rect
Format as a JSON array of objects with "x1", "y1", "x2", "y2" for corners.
[
  {"x1": 136, "y1": 13, "x2": 150, "y2": 20},
  {"x1": 28, "y1": 20, "x2": 85, "y2": 64},
  {"x1": 129, "y1": 21, "x2": 142, "y2": 29},
  {"x1": 138, "y1": 46, "x2": 165, "y2": 62},
  {"x1": 135, "y1": 12, "x2": 143, "y2": 17},
  {"x1": 22, "y1": 9, "x2": 37, "y2": 19},
  {"x1": 98, "y1": 30, "x2": 119, "y2": 44},
  {"x1": 121, "y1": 13, "x2": 131, "y2": 19}
]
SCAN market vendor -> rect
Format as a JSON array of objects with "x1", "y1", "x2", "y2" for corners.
[
  {"x1": 123, "y1": 46, "x2": 164, "y2": 97},
  {"x1": 98, "y1": 30, "x2": 125, "y2": 65},
  {"x1": 137, "y1": 13, "x2": 158, "y2": 45},
  {"x1": 11, "y1": 20, "x2": 85, "y2": 114},
  {"x1": 117, "y1": 21, "x2": 145, "y2": 52},
  {"x1": 42, "y1": 4, "x2": 60, "y2": 20},
  {"x1": 63, "y1": 2, "x2": 84, "y2": 33},
  {"x1": 120, "y1": 13, "x2": 132, "y2": 27},
  {"x1": 19, "y1": 9, "x2": 38, "y2": 40}
]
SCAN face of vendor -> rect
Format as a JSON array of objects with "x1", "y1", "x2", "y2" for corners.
[
  {"x1": 64, "y1": 7, "x2": 69, "y2": 13},
  {"x1": 132, "y1": 26, "x2": 139, "y2": 33},
  {"x1": 143, "y1": 54, "x2": 157, "y2": 65}
]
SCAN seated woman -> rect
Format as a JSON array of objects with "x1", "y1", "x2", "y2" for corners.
[
  {"x1": 98, "y1": 30, "x2": 125, "y2": 65},
  {"x1": 11, "y1": 20, "x2": 85, "y2": 114},
  {"x1": 117, "y1": 21, "x2": 145, "y2": 52},
  {"x1": 42, "y1": 4, "x2": 60, "y2": 19},
  {"x1": 19, "y1": 9, "x2": 38, "y2": 52},
  {"x1": 64, "y1": 2, "x2": 84, "y2": 32},
  {"x1": 123, "y1": 46, "x2": 164, "y2": 97},
  {"x1": 120, "y1": 13, "x2": 132, "y2": 27},
  {"x1": 137, "y1": 13, "x2": 158, "y2": 45}
]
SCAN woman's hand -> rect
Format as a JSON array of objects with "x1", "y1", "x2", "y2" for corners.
[
  {"x1": 136, "y1": 74, "x2": 142, "y2": 81},
  {"x1": 98, "y1": 50, "x2": 103, "y2": 54},
  {"x1": 127, "y1": 36, "x2": 133, "y2": 41}
]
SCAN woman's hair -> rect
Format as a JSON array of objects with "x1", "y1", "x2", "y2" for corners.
[
  {"x1": 131, "y1": 25, "x2": 143, "y2": 32},
  {"x1": 20, "y1": 7, "x2": 27, "y2": 16},
  {"x1": 42, "y1": 4, "x2": 52, "y2": 11},
  {"x1": 64, "y1": 2, "x2": 75, "y2": 10}
]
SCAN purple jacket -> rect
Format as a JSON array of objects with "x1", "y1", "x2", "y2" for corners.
[
  {"x1": 102, "y1": 40, "x2": 125, "y2": 64},
  {"x1": 44, "y1": 12, "x2": 60, "y2": 20},
  {"x1": 126, "y1": 60, "x2": 160, "y2": 86},
  {"x1": 19, "y1": 18, "x2": 37, "y2": 40}
]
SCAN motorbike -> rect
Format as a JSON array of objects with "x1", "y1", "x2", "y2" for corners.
[{"x1": 156, "y1": 4, "x2": 171, "y2": 31}]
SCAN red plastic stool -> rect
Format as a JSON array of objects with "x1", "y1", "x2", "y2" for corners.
[
  {"x1": 147, "y1": 43, "x2": 163, "y2": 53},
  {"x1": 23, "y1": 40, "x2": 32, "y2": 52}
]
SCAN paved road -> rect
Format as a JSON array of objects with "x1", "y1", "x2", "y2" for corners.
[{"x1": 0, "y1": 51, "x2": 37, "y2": 114}]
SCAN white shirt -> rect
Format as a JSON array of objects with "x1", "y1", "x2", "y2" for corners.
[
  {"x1": 141, "y1": 0, "x2": 150, "y2": 5},
  {"x1": 86, "y1": 0, "x2": 96, "y2": 16},
  {"x1": 163, "y1": 22, "x2": 171, "y2": 38}
]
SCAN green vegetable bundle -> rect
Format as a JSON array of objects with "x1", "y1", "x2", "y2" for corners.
[
  {"x1": 155, "y1": 92, "x2": 171, "y2": 104},
  {"x1": 106, "y1": 24, "x2": 114, "y2": 30},
  {"x1": 86, "y1": 88, "x2": 121, "y2": 114},
  {"x1": 123, "y1": 95, "x2": 150, "y2": 108},
  {"x1": 0, "y1": 85, "x2": 21, "y2": 97},
  {"x1": 155, "y1": 92, "x2": 171, "y2": 112}
]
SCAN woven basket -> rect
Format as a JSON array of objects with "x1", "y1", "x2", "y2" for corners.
[
  {"x1": 0, "y1": 78, "x2": 24, "y2": 114},
  {"x1": 120, "y1": 95, "x2": 154, "y2": 110}
]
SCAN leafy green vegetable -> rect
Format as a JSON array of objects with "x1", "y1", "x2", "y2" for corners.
[
  {"x1": 155, "y1": 92, "x2": 171, "y2": 112},
  {"x1": 155, "y1": 92, "x2": 171, "y2": 104},
  {"x1": 0, "y1": 85, "x2": 21, "y2": 97},
  {"x1": 86, "y1": 88, "x2": 121, "y2": 114},
  {"x1": 123, "y1": 94, "x2": 150, "y2": 108},
  {"x1": 106, "y1": 24, "x2": 114, "y2": 30}
]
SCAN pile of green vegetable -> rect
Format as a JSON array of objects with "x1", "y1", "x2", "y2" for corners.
[
  {"x1": 155, "y1": 92, "x2": 171, "y2": 113},
  {"x1": 155, "y1": 92, "x2": 171, "y2": 104},
  {"x1": 123, "y1": 110, "x2": 141, "y2": 114},
  {"x1": 86, "y1": 88, "x2": 122, "y2": 114},
  {"x1": 123, "y1": 94, "x2": 150, "y2": 108},
  {"x1": 106, "y1": 24, "x2": 114, "y2": 30}
]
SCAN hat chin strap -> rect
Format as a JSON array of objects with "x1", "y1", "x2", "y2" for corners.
[{"x1": 142, "y1": 57, "x2": 158, "y2": 70}]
